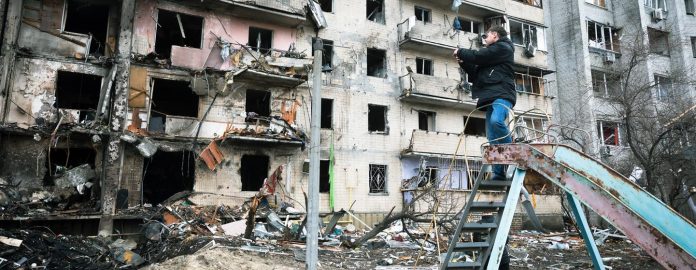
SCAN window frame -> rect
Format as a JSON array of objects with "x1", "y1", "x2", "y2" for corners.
[
  {"x1": 508, "y1": 19, "x2": 546, "y2": 51},
  {"x1": 645, "y1": 0, "x2": 667, "y2": 10},
  {"x1": 417, "y1": 110, "x2": 436, "y2": 131},
  {"x1": 585, "y1": 0, "x2": 606, "y2": 8},
  {"x1": 647, "y1": 28, "x2": 670, "y2": 56},
  {"x1": 414, "y1": 6, "x2": 431, "y2": 23},
  {"x1": 415, "y1": 57, "x2": 434, "y2": 76},
  {"x1": 597, "y1": 121, "x2": 622, "y2": 146},
  {"x1": 514, "y1": 72, "x2": 546, "y2": 95},
  {"x1": 591, "y1": 70, "x2": 620, "y2": 98},
  {"x1": 654, "y1": 75, "x2": 673, "y2": 101},
  {"x1": 587, "y1": 21, "x2": 620, "y2": 52},
  {"x1": 368, "y1": 164, "x2": 388, "y2": 194},
  {"x1": 457, "y1": 17, "x2": 482, "y2": 34},
  {"x1": 368, "y1": 104, "x2": 389, "y2": 133},
  {"x1": 513, "y1": 0, "x2": 543, "y2": 8}
]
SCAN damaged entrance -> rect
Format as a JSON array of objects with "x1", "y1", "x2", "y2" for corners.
[{"x1": 142, "y1": 151, "x2": 195, "y2": 205}]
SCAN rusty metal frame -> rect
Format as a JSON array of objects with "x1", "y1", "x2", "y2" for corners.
[{"x1": 484, "y1": 144, "x2": 696, "y2": 270}]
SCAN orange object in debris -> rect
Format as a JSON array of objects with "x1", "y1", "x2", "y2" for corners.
[
  {"x1": 280, "y1": 99, "x2": 301, "y2": 124},
  {"x1": 162, "y1": 211, "x2": 180, "y2": 225},
  {"x1": 199, "y1": 140, "x2": 225, "y2": 170}
]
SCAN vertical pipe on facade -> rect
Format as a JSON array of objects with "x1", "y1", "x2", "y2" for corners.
[{"x1": 306, "y1": 38, "x2": 323, "y2": 270}]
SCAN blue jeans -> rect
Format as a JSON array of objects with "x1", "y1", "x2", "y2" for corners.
[{"x1": 486, "y1": 99, "x2": 512, "y2": 178}]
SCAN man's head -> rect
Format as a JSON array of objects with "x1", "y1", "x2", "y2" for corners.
[{"x1": 483, "y1": 25, "x2": 507, "y2": 46}]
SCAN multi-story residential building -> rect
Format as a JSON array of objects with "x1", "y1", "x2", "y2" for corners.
[{"x1": 0, "y1": 0, "x2": 557, "y2": 235}]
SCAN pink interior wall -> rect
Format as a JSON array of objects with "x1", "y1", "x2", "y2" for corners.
[{"x1": 133, "y1": 0, "x2": 296, "y2": 70}]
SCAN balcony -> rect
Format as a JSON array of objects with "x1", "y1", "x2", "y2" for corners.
[
  {"x1": 403, "y1": 129, "x2": 488, "y2": 158},
  {"x1": 514, "y1": 47, "x2": 549, "y2": 71},
  {"x1": 397, "y1": 20, "x2": 479, "y2": 55},
  {"x1": 428, "y1": 0, "x2": 506, "y2": 17},
  {"x1": 218, "y1": 0, "x2": 306, "y2": 26},
  {"x1": 514, "y1": 91, "x2": 554, "y2": 116},
  {"x1": 399, "y1": 73, "x2": 476, "y2": 109}
]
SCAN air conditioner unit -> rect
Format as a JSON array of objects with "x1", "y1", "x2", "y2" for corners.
[
  {"x1": 652, "y1": 8, "x2": 666, "y2": 21},
  {"x1": 524, "y1": 43, "x2": 536, "y2": 57},
  {"x1": 604, "y1": 52, "x2": 616, "y2": 63}
]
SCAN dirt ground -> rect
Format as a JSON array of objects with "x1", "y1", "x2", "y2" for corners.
[{"x1": 139, "y1": 231, "x2": 659, "y2": 270}]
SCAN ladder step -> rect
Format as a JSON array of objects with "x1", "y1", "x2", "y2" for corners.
[
  {"x1": 453, "y1": 242, "x2": 489, "y2": 251},
  {"x1": 446, "y1": 261, "x2": 482, "y2": 269},
  {"x1": 461, "y1": 222, "x2": 497, "y2": 231},
  {"x1": 478, "y1": 180, "x2": 512, "y2": 190},
  {"x1": 469, "y1": 201, "x2": 506, "y2": 211}
]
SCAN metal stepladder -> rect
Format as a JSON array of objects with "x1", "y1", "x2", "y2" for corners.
[
  {"x1": 440, "y1": 164, "x2": 526, "y2": 269},
  {"x1": 441, "y1": 163, "x2": 605, "y2": 270}
]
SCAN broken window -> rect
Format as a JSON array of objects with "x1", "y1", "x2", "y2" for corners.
[
  {"x1": 312, "y1": 38, "x2": 333, "y2": 69},
  {"x1": 587, "y1": 21, "x2": 620, "y2": 52},
  {"x1": 368, "y1": 104, "x2": 388, "y2": 133},
  {"x1": 155, "y1": 10, "x2": 204, "y2": 58},
  {"x1": 585, "y1": 0, "x2": 605, "y2": 8},
  {"x1": 55, "y1": 71, "x2": 102, "y2": 121},
  {"x1": 63, "y1": 0, "x2": 109, "y2": 55},
  {"x1": 687, "y1": 0, "x2": 695, "y2": 15},
  {"x1": 513, "y1": 0, "x2": 543, "y2": 7},
  {"x1": 457, "y1": 18, "x2": 481, "y2": 34},
  {"x1": 44, "y1": 147, "x2": 96, "y2": 186},
  {"x1": 142, "y1": 151, "x2": 195, "y2": 205},
  {"x1": 592, "y1": 70, "x2": 620, "y2": 97},
  {"x1": 519, "y1": 117, "x2": 548, "y2": 141},
  {"x1": 425, "y1": 166, "x2": 438, "y2": 186},
  {"x1": 240, "y1": 155, "x2": 269, "y2": 191},
  {"x1": 508, "y1": 19, "x2": 546, "y2": 50},
  {"x1": 366, "y1": 0, "x2": 385, "y2": 24},
  {"x1": 248, "y1": 27, "x2": 273, "y2": 54},
  {"x1": 645, "y1": 0, "x2": 667, "y2": 10},
  {"x1": 369, "y1": 164, "x2": 387, "y2": 194},
  {"x1": 417, "y1": 110, "x2": 435, "y2": 131},
  {"x1": 464, "y1": 117, "x2": 486, "y2": 137},
  {"x1": 245, "y1": 89, "x2": 271, "y2": 119},
  {"x1": 654, "y1": 75, "x2": 673, "y2": 100},
  {"x1": 414, "y1": 6, "x2": 431, "y2": 23},
  {"x1": 367, "y1": 48, "x2": 387, "y2": 78},
  {"x1": 148, "y1": 78, "x2": 200, "y2": 133},
  {"x1": 320, "y1": 160, "x2": 330, "y2": 193},
  {"x1": 597, "y1": 121, "x2": 621, "y2": 146},
  {"x1": 416, "y1": 57, "x2": 433, "y2": 76},
  {"x1": 321, "y1": 98, "x2": 333, "y2": 129},
  {"x1": 514, "y1": 73, "x2": 545, "y2": 95},
  {"x1": 691, "y1": 37, "x2": 696, "y2": 57},
  {"x1": 319, "y1": 0, "x2": 333, "y2": 12},
  {"x1": 648, "y1": 28, "x2": 670, "y2": 56}
]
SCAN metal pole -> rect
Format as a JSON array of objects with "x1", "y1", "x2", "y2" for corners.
[{"x1": 306, "y1": 38, "x2": 323, "y2": 270}]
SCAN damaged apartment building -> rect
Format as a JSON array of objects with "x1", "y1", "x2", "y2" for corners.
[{"x1": 0, "y1": 0, "x2": 558, "y2": 235}]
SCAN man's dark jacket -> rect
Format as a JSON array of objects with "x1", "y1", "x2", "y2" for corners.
[{"x1": 457, "y1": 37, "x2": 516, "y2": 110}]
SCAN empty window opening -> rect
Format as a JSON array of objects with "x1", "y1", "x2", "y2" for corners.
[
  {"x1": 587, "y1": 21, "x2": 620, "y2": 51},
  {"x1": 321, "y1": 98, "x2": 333, "y2": 129},
  {"x1": 142, "y1": 151, "x2": 195, "y2": 205},
  {"x1": 240, "y1": 155, "x2": 269, "y2": 191},
  {"x1": 155, "y1": 10, "x2": 204, "y2": 58},
  {"x1": 148, "y1": 78, "x2": 199, "y2": 133},
  {"x1": 687, "y1": 0, "x2": 695, "y2": 15},
  {"x1": 248, "y1": 27, "x2": 273, "y2": 54},
  {"x1": 367, "y1": 0, "x2": 385, "y2": 24},
  {"x1": 464, "y1": 117, "x2": 486, "y2": 137},
  {"x1": 654, "y1": 75, "x2": 673, "y2": 100},
  {"x1": 319, "y1": 0, "x2": 333, "y2": 12},
  {"x1": 691, "y1": 37, "x2": 696, "y2": 57},
  {"x1": 585, "y1": 0, "x2": 605, "y2": 7},
  {"x1": 509, "y1": 20, "x2": 544, "y2": 50},
  {"x1": 43, "y1": 147, "x2": 96, "y2": 187},
  {"x1": 320, "y1": 160, "x2": 330, "y2": 193},
  {"x1": 457, "y1": 18, "x2": 481, "y2": 34},
  {"x1": 597, "y1": 121, "x2": 620, "y2": 146},
  {"x1": 415, "y1": 6, "x2": 431, "y2": 23},
  {"x1": 55, "y1": 71, "x2": 102, "y2": 121},
  {"x1": 417, "y1": 110, "x2": 435, "y2": 131},
  {"x1": 368, "y1": 104, "x2": 388, "y2": 133},
  {"x1": 367, "y1": 48, "x2": 387, "y2": 78},
  {"x1": 514, "y1": 73, "x2": 545, "y2": 95},
  {"x1": 416, "y1": 57, "x2": 433, "y2": 76},
  {"x1": 64, "y1": 0, "x2": 109, "y2": 55},
  {"x1": 514, "y1": 0, "x2": 543, "y2": 7},
  {"x1": 245, "y1": 90, "x2": 271, "y2": 120},
  {"x1": 648, "y1": 28, "x2": 670, "y2": 55},
  {"x1": 312, "y1": 38, "x2": 333, "y2": 69},
  {"x1": 369, "y1": 164, "x2": 387, "y2": 193},
  {"x1": 592, "y1": 70, "x2": 620, "y2": 97}
]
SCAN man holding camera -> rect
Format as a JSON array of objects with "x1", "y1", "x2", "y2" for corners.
[{"x1": 454, "y1": 25, "x2": 516, "y2": 182}]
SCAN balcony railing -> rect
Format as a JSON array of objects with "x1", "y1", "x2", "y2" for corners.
[
  {"x1": 221, "y1": 0, "x2": 306, "y2": 26},
  {"x1": 399, "y1": 73, "x2": 476, "y2": 108},
  {"x1": 403, "y1": 129, "x2": 488, "y2": 157},
  {"x1": 397, "y1": 19, "x2": 480, "y2": 55}
]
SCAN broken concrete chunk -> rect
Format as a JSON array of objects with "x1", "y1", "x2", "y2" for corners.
[
  {"x1": 136, "y1": 138, "x2": 158, "y2": 157},
  {"x1": 120, "y1": 133, "x2": 139, "y2": 143},
  {"x1": 54, "y1": 164, "x2": 96, "y2": 189},
  {"x1": 0, "y1": 236, "x2": 23, "y2": 247},
  {"x1": 109, "y1": 238, "x2": 137, "y2": 251},
  {"x1": 221, "y1": 220, "x2": 246, "y2": 237}
]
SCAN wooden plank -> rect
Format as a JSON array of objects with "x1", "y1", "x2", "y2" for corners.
[{"x1": 128, "y1": 66, "x2": 148, "y2": 108}]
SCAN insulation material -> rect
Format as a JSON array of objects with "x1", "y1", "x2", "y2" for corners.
[{"x1": 128, "y1": 67, "x2": 148, "y2": 108}]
